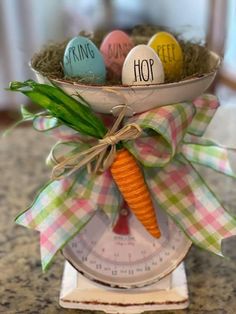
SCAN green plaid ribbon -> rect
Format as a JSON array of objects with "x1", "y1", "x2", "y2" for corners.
[{"x1": 16, "y1": 94, "x2": 236, "y2": 270}]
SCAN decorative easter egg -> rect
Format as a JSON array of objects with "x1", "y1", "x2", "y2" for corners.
[
  {"x1": 122, "y1": 45, "x2": 164, "y2": 86},
  {"x1": 148, "y1": 31, "x2": 183, "y2": 81},
  {"x1": 63, "y1": 36, "x2": 106, "y2": 84},
  {"x1": 100, "y1": 30, "x2": 134, "y2": 80}
]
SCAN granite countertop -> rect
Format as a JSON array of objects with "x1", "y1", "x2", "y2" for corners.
[{"x1": 1, "y1": 106, "x2": 236, "y2": 314}]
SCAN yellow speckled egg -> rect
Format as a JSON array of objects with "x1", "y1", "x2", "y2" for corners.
[{"x1": 148, "y1": 32, "x2": 183, "y2": 81}]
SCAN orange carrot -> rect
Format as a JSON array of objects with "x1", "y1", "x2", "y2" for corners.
[{"x1": 111, "y1": 148, "x2": 161, "y2": 238}]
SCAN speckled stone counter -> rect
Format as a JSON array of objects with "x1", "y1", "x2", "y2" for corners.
[{"x1": 1, "y1": 106, "x2": 236, "y2": 314}]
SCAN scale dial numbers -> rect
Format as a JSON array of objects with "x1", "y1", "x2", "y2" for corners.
[{"x1": 63, "y1": 208, "x2": 191, "y2": 288}]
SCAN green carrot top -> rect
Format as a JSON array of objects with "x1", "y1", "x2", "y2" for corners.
[{"x1": 8, "y1": 80, "x2": 107, "y2": 139}]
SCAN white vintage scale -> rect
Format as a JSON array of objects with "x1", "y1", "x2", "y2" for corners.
[
  {"x1": 58, "y1": 100, "x2": 193, "y2": 313},
  {"x1": 32, "y1": 48, "x2": 220, "y2": 313},
  {"x1": 60, "y1": 205, "x2": 192, "y2": 313}
]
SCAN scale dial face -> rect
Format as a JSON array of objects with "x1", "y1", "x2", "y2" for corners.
[{"x1": 63, "y1": 207, "x2": 191, "y2": 289}]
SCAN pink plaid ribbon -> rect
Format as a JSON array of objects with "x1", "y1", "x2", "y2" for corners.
[{"x1": 16, "y1": 94, "x2": 236, "y2": 270}]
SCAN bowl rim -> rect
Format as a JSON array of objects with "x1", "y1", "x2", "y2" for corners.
[{"x1": 30, "y1": 50, "x2": 221, "y2": 91}]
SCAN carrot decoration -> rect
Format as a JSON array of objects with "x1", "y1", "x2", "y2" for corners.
[
  {"x1": 9, "y1": 80, "x2": 161, "y2": 238},
  {"x1": 111, "y1": 149, "x2": 161, "y2": 238}
]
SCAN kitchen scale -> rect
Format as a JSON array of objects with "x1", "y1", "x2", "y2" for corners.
[
  {"x1": 60, "y1": 204, "x2": 192, "y2": 313},
  {"x1": 28, "y1": 41, "x2": 221, "y2": 313}
]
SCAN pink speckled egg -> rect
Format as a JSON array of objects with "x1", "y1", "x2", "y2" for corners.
[{"x1": 100, "y1": 30, "x2": 134, "y2": 80}]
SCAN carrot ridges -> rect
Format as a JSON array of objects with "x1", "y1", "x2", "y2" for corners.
[{"x1": 110, "y1": 148, "x2": 161, "y2": 238}]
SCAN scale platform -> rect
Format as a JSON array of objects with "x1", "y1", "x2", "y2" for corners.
[{"x1": 60, "y1": 261, "x2": 189, "y2": 313}]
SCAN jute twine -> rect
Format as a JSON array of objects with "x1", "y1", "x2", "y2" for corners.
[{"x1": 51, "y1": 106, "x2": 142, "y2": 179}]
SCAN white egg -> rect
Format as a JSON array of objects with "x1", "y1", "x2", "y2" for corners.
[{"x1": 122, "y1": 44, "x2": 165, "y2": 86}]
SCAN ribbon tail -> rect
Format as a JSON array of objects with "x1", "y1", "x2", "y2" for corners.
[
  {"x1": 182, "y1": 140, "x2": 236, "y2": 178},
  {"x1": 144, "y1": 156, "x2": 236, "y2": 257},
  {"x1": 15, "y1": 166, "x2": 123, "y2": 271},
  {"x1": 15, "y1": 177, "x2": 96, "y2": 271}
]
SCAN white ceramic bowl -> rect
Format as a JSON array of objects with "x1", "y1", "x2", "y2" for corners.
[{"x1": 31, "y1": 50, "x2": 220, "y2": 116}]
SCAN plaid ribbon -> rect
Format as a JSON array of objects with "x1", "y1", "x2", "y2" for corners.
[{"x1": 16, "y1": 94, "x2": 236, "y2": 270}]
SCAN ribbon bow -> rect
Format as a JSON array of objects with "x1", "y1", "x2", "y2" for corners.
[{"x1": 16, "y1": 94, "x2": 236, "y2": 271}]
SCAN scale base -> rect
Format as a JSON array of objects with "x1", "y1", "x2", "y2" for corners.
[{"x1": 60, "y1": 262, "x2": 189, "y2": 313}]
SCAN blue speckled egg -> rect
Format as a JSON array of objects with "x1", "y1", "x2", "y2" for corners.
[{"x1": 63, "y1": 36, "x2": 106, "y2": 84}]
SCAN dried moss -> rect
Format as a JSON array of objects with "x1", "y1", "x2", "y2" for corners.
[{"x1": 31, "y1": 25, "x2": 215, "y2": 86}]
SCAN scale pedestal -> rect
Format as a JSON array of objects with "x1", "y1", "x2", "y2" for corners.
[{"x1": 60, "y1": 261, "x2": 189, "y2": 313}]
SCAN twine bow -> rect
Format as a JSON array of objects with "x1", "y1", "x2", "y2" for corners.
[{"x1": 51, "y1": 106, "x2": 142, "y2": 179}]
